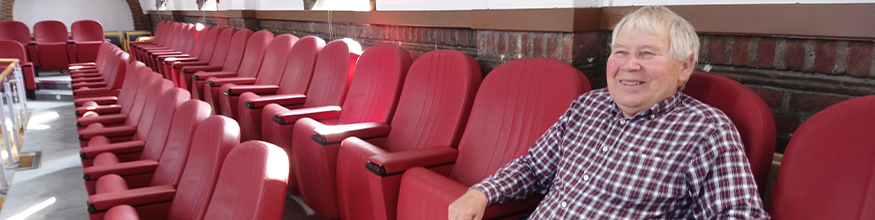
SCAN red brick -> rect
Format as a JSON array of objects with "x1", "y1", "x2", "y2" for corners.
[
  {"x1": 486, "y1": 31, "x2": 496, "y2": 54},
  {"x1": 750, "y1": 87, "x2": 784, "y2": 108},
  {"x1": 789, "y1": 92, "x2": 850, "y2": 114},
  {"x1": 520, "y1": 33, "x2": 531, "y2": 57},
  {"x1": 497, "y1": 32, "x2": 507, "y2": 56},
  {"x1": 756, "y1": 38, "x2": 776, "y2": 68},
  {"x1": 731, "y1": 37, "x2": 750, "y2": 66},
  {"x1": 562, "y1": 34, "x2": 573, "y2": 61},
  {"x1": 846, "y1": 41, "x2": 873, "y2": 77},
  {"x1": 446, "y1": 29, "x2": 457, "y2": 46},
  {"x1": 533, "y1": 33, "x2": 545, "y2": 58},
  {"x1": 507, "y1": 32, "x2": 521, "y2": 57},
  {"x1": 784, "y1": 39, "x2": 806, "y2": 72},
  {"x1": 460, "y1": 30, "x2": 474, "y2": 47},
  {"x1": 773, "y1": 113, "x2": 801, "y2": 134},
  {"x1": 706, "y1": 36, "x2": 728, "y2": 64},
  {"x1": 814, "y1": 41, "x2": 839, "y2": 74},
  {"x1": 546, "y1": 33, "x2": 559, "y2": 59},
  {"x1": 418, "y1": 28, "x2": 428, "y2": 44}
]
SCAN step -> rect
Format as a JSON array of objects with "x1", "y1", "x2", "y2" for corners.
[
  {"x1": 35, "y1": 80, "x2": 72, "y2": 90},
  {"x1": 33, "y1": 89, "x2": 73, "y2": 101}
]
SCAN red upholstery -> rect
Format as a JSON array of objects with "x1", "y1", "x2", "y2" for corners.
[
  {"x1": 236, "y1": 35, "x2": 325, "y2": 141},
  {"x1": 77, "y1": 78, "x2": 173, "y2": 148},
  {"x1": 260, "y1": 39, "x2": 360, "y2": 194},
  {"x1": 216, "y1": 34, "x2": 299, "y2": 118},
  {"x1": 104, "y1": 141, "x2": 288, "y2": 220},
  {"x1": 184, "y1": 29, "x2": 253, "y2": 98},
  {"x1": 139, "y1": 23, "x2": 192, "y2": 69},
  {"x1": 71, "y1": 20, "x2": 105, "y2": 63},
  {"x1": 683, "y1": 71, "x2": 776, "y2": 195},
  {"x1": 154, "y1": 26, "x2": 215, "y2": 78},
  {"x1": 71, "y1": 49, "x2": 129, "y2": 96},
  {"x1": 0, "y1": 40, "x2": 37, "y2": 90},
  {"x1": 200, "y1": 30, "x2": 274, "y2": 114},
  {"x1": 334, "y1": 50, "x2": 482, "y2": 220},
  {"x1": 162, "y1": 27, "x2": 223, "y2": 87},
  {"x1": 171, "y1": 27, "x2": 237, "y2": 90},
  {"x1": 74, "y1": 63, "x2": 148, "y2": 126},
  {"x1": 0, "y1": 21, "x2": 39, "y2": 68},
  {"x1": 293, "y1": 43, "x2": 412, "y2": 220},
  {"x1": 33, "y1": 20, "x2": 72, "y2": 70},
  {"x1": 395, "y1": 58, "x2": 591, "y2": 220},
  {"x1": 87, "y1": 115, "x2": 239, "y2": 220},
  {"x1": 768, "y1": 95, "x2": 875, "y2": 220}
]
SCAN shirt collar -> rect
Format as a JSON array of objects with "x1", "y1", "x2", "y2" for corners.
[{"x1": 610, "y1": 91, "x2": 683, "y2": 121}]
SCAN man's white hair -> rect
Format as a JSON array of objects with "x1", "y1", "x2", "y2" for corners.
[{"x1": 610, "y1": 6, "x2": 700, "y2": 64}]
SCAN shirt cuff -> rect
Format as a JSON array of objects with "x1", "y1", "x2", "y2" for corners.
[{"x1": 470, "y1": 182, "x2": 499, "y2": 205}]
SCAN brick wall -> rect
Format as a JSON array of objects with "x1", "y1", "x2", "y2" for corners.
[
  {"x1": 0, "y1": 0, "x2": 15, "y2": 21},
  {"x1": 161, "y1": 15, "x2": 875, "y2": 153}
]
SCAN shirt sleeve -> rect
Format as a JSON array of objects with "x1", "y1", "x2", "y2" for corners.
[
  {"x1": 689, "y1": 122, "x2": 771, "y2": 220},
  {"x1": 470, "y1": 96, "x2": 579, "y2": 205}
]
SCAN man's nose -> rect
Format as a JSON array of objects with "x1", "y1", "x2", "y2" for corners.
[{"x1": 621, "y1": 56, "x2": 642, "y2": 71}]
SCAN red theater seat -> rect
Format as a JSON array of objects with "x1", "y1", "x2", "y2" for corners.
[
  {"x1": 291, "y1": 44, "x2": 412, "y2": 220},
  {"x1": 170, "y1": 28, "x2": 239, "y2": 90},
  {"x1": 161, "y1": 27, "x2": 224, "y2": 87},
  {"x1": 152, "y1": 25, "x2": 216, "y2": 78},
  {"x1": 395, "y1": 58, "x2": 591, "y2": 220},
  {"x1": 182, "y1": 29, "x2": 254, "y2": 98},
  {"x1": 71, "y1": 20, "x2": 105, "y2": 63},
  {"x1": 334, "y1": 50, "x2": 482, "y2": 220},
  {"x1": 86, "y1": 115, "x2": 239, "y2": 220},
  {"x1": 212, "y1": 34, "x2": 299, "y2": 117},
  {"x1": 103, "y1": 141, "x2": 289, "y2": 220},
  {"x1": 683, "y1": 71, "x2": 776, "y2": 196},
  {"x1": 0, "y1": 40, "x2": 37, "y2": 92},
  {"x1": 769, "y1": 95, "x2": 875, "y2": 220},
  {"x1": 0, "y1": 21, "x2": 39, "y2": 69},
  {"x1": 197, "y1": 30, "x2": 274, "y2": 113},
  {"x1": 33, "y1": 20, "x2": 73, "y2": 71},
  {"x1": 76, "y1": 77, "x2": 172, "y2": 148}
]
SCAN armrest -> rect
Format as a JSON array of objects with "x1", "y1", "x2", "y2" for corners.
[
  {"x1": 181, "y1": 65, "x2": 223, "y2": 74},
  {"x1": 73, "y1": 87, "x2": 112, "y2": 96},
  {"x1": 80, "y1": 141, "x2": 146, "y2": 159},
  {"x1": 78, "y1": 125, "x2": 137, "y2": 140},
  {"x1": 164, "y1": 57, "x2": 199, "y2": 64},
  {"x1": 171, "y1": 61, "x2": 209, "y2": 69},
  {"x1": 77, "y1": 114, "x2": 128, "y2": 127},
  {"x1": 366, "y1": 147, "x2": 459, "y2": 176},
  {"x1": 311, "y1": 122, "x2": 391, "y2": 145},
  {"x1": 273, "y1": 106, "x2": 342, "y2": 125},
  {"x1": 225, "y1": 85, "x2": 279, "y2": 96},
  {"x1": 75, "y1": 105, "x2": 122, "y2": 116},
  {"x1": 149, "y1": 51, "x2": 182, "y2": 58},
  {"x1": 245, "y1": 94, "x2": 306, "y2": 109},
  {"x1": 191, "y1": 71, "x2": 237, "y2": 81},
  {"x1": 88, "y1": 185, "x2": 176, "y2": 212},
  {"x1": 83, "y1": 159, "x2": 157, "y2": 181},
  {"x1": 206, "y1": 77, "x2": 256, "y2": 87},
  {"x1": 71, "y1": 69, "x2": 99, "y2": 74},
  {"x1": 74, "y1": 96, "x2": 118, "y2": 107},
  {"x1": 73, "y1": 81, "x2": 108, "y2": 89},
  {"x1": 72, "y1": 77, "x2": 105, "y2": 83},
  {"x1": 156, "y1": 54, "x2": 190, "y2": 60}
]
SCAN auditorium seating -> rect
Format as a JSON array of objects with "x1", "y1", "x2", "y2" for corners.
[
  {"x1": 195, "y1": 30, "x2": 273, "y2": 112},
  {"x1": 0, "y1": 21, "x2": 39, "y2": 69},
  {"x1": 235, "y1": 35, "x2": 325, "y2": 141},
  {"x1": 137, "y1": 23, "x2": 196, "y2": 69},
  {"x1": 769, "y1": 95, "x2": 875, "y2": 220},
  {"x1": 162, "y1": 27, "x2": 226, "y2": 87},
  {"x1": 0, "y1": 40, "x2": 37, "y2": 95},
  {"x1": 181, "y1": 29, "x2": 254, "y2": 98},
  {"x1": 152, "y1": 25, "x2": 216, "y2": 78},
  {"x1": 70, "y1": 43, "x2": 112, "y2": 70},
  {"x1": 103, "y1": 141, "x2": 288, "y2": 220},
  {"x1": 213, "y1": 34, "x2": 299, "y2": 118},
  {"x1": 33, "y1": 20, "x2": 73, "y2": 71},
  {"x1": 70, "y1": 49, "x2": 129, "y2": 95},
  {"x1": 71, "y1": 20, "x2": 106, "y2": 63},
  {"x1": 86, "y1": 114, "x2": 239, "y2": 220},
  {"x1": 683, "y1": 71, "x2": 777, "y2": 196},
  {"x1": 73, "y1": 61, "x2": 146, "y2": 110},
  {"x1": 170, "y1": 28, "x2": 239, "y2": 90},
  {"x1": 394, "y1": 58, "x2": 591, "y2": 220},
  {"x1": 76, "y1": 76, "x2": 171, "y2": 147},
  {"x1": 288, "y1": 44, "x2": 412, "y2": 220},
  {"x1": 333, "y1": 50, "x2": 482, "y2": 220}
]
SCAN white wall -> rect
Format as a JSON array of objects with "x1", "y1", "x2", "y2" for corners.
[
  {"x1": 14, "y1": 0, "x2": 135, "y2": 32},
  {"x1": 139, "y1": 0, "x2": 157, "y2": 12},
  {"x1": 606, "y1": 0, "x2": 875, "y2": 6},
  {"x1": 377, "y1": 0, "x2": 875, "y2": 10},
  {"x1": 258, "y1": 0, "x2": 305, "y2": 10},
  {"x1": 311, "y1": 0, "x2": 371, "y2": 11}
]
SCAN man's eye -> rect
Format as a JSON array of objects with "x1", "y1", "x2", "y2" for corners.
[
  {"x1": 614, "y1": 51, "x2": 627, "y2": 55},
  {"x1": 641, "y1": 51, "x2": 655, "y2": 55}
]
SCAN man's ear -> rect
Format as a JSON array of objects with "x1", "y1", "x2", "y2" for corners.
[{"x1": 677, "y1": 54, "x2": 696, "y2": 88}]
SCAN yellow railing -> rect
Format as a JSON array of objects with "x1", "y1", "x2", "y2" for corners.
[{"x1": 0, "y1": 58, "x2": 20, "y2": 80}]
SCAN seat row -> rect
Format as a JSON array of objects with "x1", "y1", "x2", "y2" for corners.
[
  {"x1": 119, "y1": 21, "x2": 783, "y2": 220},
  {"x1": 0, "y1": 20, "x2": 106, "y2": 71},
  {"x1": 69, "y1": 61, "x2": 290, "y2": 220}
]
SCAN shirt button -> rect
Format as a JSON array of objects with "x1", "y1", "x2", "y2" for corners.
[
  {"x1": 560, "y1": 201, "x2": 567, "y2": 207},
  {"x1": 650, "y1": 114, "x2": 656, "y2": 119},
  {"x1": 602, "y1": 147, "x2": 608, "y2": 152},
  {"x1": 619, "y1": 120, "x2": 626, "y2": 125},
  {"x1": 583, "y1": 175, "x2": 590, "y2": 181}
]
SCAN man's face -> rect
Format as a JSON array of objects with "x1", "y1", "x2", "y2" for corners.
[{"x1": 606, "y1": 24, "x2": 692, "y2": 118}]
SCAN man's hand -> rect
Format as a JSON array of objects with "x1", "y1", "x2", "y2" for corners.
[{"x1": 448, "y1": 189, "x2": 488, "y2": 220}]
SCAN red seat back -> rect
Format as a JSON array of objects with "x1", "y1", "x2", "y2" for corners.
[
  {"x1": 71, "y1": 20, "x2": 104, "y2": 42},
  {"x1": 235, "y1": 30, "x2": 274, "y2": 76},
  {"x1": 383, "y1": 50, "x2": 482, "y2": 152},
  {"x1": 301, "y1": 39, "x2": 359, "y2": 108},
  {"x1": 0, "y1": 21, "x2": 32, "y2": 45},
  {"x1": 220, "y1": 29, "x2": 253, "y2": 71},
  {"x1": 34, "y1": 20, "x2": 68, "y2": 43},
  {"x1": 166, "y1": 115, "x2": 241, "y2": 220},
  {"x1": 683, "y1": 71, "x2": 776, "y2": 194},
  {"x1": 336, "y1": 44, "x2": 412, "y2": 124},
  {"x1": 253, "y1": 34, "x2": 298, "y2": 85},
  {"x1": 769, "y1": 95, "x2": 875, "y2": 220},
  {"x1": 202, "y1": 141, "x2": 289, "y2": 220},
  {"x1": 104, "y1": 51, "x2": 130, "y2": 90},
  {"x1": 130, "y1": 79, "x2": 174, "y2": 140},
  {"x1": 276, "y1": 36, "x2": 325, "y2": 95},
  {"x1": 448, "y1": 58, "x2": 591, "y2": 185},
  {"x1": 195, "y1": 27, "x2": 223, "y2": 62},
  {"x1": 0, "y1": 40, "x2": 29, "y2": 63},
  {"x1": 138, "y1": 88, "x2": 191, "y2": 161},
  {"x1": 150, "y1": 100, "x2": 213, "y2": 187},
  {"x1": 186, "y1": 26, "x2": 213, "y2": 57}
]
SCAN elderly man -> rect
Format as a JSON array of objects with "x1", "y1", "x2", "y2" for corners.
[{"x1": 448, "y1": 6, "x2": 769, "y2": 220}]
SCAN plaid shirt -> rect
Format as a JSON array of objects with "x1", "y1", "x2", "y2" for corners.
[{"x1": 472, "y1": 89, "x2": 769, "y2": 219}]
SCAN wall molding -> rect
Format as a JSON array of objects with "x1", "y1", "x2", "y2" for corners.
[{"x1": 148, "y1": 3, "x2": 875, "y2": 39}]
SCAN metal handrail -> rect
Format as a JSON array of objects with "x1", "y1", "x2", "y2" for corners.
[
  {"x1": 0, "y1": 58, "x2": 19, "y2": 189},
  {"x1": 0, "y1": 58, "x2": 19, "y2": 79}
]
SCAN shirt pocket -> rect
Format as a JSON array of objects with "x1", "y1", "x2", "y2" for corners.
[{"x1": 602, "y1": 150, "x2": 687, "y2": 206}]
